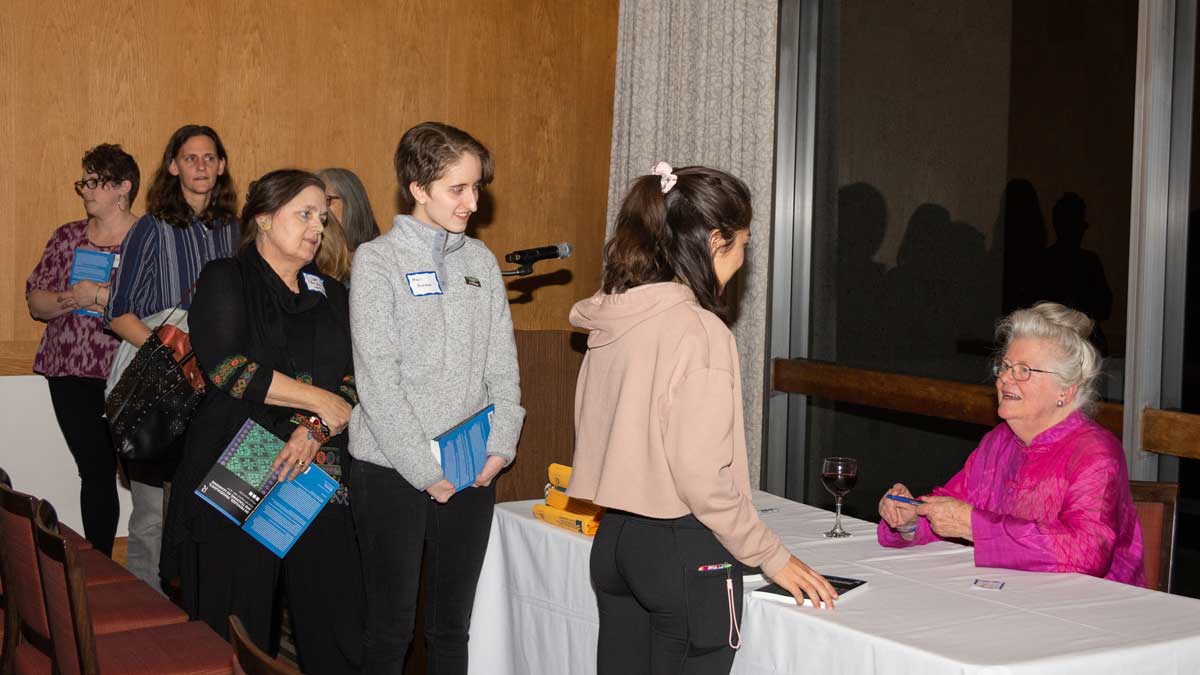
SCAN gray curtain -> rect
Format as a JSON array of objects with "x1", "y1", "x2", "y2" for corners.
[{"x1": 605, "y1": 0, "x2": 779, "y2": 482}]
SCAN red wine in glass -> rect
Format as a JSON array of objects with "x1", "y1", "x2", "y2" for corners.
[
  {"x1": 821, "y1": 472, "x2": 858, "y2": 498},
  {"x1": 821, "y1": 457, "x2": 858, "y2": 537}
]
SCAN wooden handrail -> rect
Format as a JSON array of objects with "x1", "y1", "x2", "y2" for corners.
[
  {"x1": 1142, "y1": 408, "x2": 1200, "y2": 460},
  {"x1": 771, "y1": 358, "x2": 1125, "y2": 438}
]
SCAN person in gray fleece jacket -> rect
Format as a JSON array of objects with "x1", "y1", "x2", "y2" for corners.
[{"x1": 348, "y1": 122, "x2": 524, "y2": 675}]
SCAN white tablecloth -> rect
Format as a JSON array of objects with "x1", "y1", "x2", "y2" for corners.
[{"x1": 468, "y1": 492, "x2": 1200, "y2": 675}]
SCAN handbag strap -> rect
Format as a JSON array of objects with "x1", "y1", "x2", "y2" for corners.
[{"x1": 154, "y1": 282, "x2": 199, "y2": 330}]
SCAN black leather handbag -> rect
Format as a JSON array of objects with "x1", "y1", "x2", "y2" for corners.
[{"x1": 104, "y1": 308, "x2": 206, "y2": 461}]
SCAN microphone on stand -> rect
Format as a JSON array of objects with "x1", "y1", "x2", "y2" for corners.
[
  {"x1": 501, "y1": 242, "x2": 573, "y2": 276},
  {"x1": 504, "y1": 242, "x2": 573, "y2": 266}
]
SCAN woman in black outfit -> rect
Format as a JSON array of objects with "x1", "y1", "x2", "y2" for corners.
[{"x1": 162, "y1": 169, "x2": 363, "y2": 673}]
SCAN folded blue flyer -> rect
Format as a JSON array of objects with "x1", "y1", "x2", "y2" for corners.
[
  {"x1": 68, "y1": 248, "x2": 116, "y2": 317},
  {"x1": 195, "y1": 418, "x2": 338, "y2": 557},
  {"x1": 430, "y1": 404, "x2": 494, "y2": 492}
]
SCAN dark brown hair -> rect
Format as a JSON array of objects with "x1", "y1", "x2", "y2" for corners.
[
  {"x1": 145, "y1": 125, "x2": 237, "y2": 228},
  {"x1": 238, "y1": 169, "x2": 326, "y2": 251},
  {"x1": 602, "y1": 165, "x2": 752, "y2": 321},
  {"x1": 82, "y1": 143, "x2": 140, "y2": 204},
  {"x1": 393, "y1": 122, "x2": 494, "y2": 211}
]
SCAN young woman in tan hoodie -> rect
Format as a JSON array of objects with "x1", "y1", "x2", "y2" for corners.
[{"x1": 568, "y1": 163, "x2": 837, "y2": 675}]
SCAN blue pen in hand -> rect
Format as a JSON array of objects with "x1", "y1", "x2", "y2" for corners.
[{"x1": 886, "y1": 494, "x2": 924, "y2": 506}]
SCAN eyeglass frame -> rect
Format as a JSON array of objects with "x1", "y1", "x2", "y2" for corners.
[
  {"x1": 73, "y1": 178, "x2": 109, "y2": 195},
  {"x1": 991, "y1": 359, "x2": 1059, "y2": 382}
]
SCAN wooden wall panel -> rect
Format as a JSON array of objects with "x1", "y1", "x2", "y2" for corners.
[{"x1": 0, "y1": 0, "x2": 618, "y2": 375}]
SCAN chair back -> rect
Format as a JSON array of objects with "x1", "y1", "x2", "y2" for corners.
[
  {"x1": 1130, "y1": 480, "x2": 1178, "y2": 592},
  {"x1": 33, "y1": 500, "x2": 99, "y2": 675},
  {"x1": 229, "y1": 615, "x2": 301, "y2": 675},
  {"x1": 0, "y1": 474, "x2": 55, "y2": 661},
  {"x1": 0, "y1": 466, "x2": 17, "y2": 675}
]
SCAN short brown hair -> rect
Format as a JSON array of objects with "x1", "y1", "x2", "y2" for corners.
[
  {"x1": 82, "y1": 143, "x2": 140, "y2": 204},
  {"x1": 393, "y1": 122, "x2": 494, "y2": 211}
]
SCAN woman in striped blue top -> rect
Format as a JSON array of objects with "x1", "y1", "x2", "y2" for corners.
[{"x1": 104, "y1": 124, "x2": 240, "y2": 591}]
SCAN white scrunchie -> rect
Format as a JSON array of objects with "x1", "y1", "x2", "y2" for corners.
[{"x1": 651, "y1": 161, "x2": 677, "y2": 194}]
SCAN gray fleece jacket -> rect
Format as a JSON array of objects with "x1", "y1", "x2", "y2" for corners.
[{"x1": 348, "y1": 214, "x2": 525, "y2": 490}]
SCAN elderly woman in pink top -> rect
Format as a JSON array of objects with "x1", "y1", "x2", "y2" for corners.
[{"x1": 878, "y1": 302, "x2": 1145, "y2": 586}]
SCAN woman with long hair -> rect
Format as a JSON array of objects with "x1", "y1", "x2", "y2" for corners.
[
  {"x1": 104, "y1": 124, "x2": 239, "y2": 590},
  {"x1": 568, "y1": 163, "x2": 836, "y2": 675}
]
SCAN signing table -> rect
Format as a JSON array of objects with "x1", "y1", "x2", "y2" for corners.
[{"x1": 468, "y1": 492, "x2": 1200, "y2": 674}]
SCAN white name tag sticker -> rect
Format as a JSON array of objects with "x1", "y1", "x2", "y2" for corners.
[
  {"x1": 302, "y1": 272, "x2": 326, "y2": 296},
  {"x1": 406, "y1": 271, "x2": 443, "y2": 296}
]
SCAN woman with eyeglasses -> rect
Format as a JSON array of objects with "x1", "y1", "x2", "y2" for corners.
[
  {"x1": 25, "y1": 143, "x2": 140, "y2": 557},
  {"x1": 317, "y1": 168, "x2": 380, "y2": 256},
  {"x1": 877, "y1": 302, "x2": 1145, "y2": 586}
]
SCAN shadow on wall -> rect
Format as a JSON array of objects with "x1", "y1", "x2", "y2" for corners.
[{"x1": 818, "y1": 179, "x2": 1113, "y2": 519}]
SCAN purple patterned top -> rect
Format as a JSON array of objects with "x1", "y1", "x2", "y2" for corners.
[
  {"x1": 878, "y1": 411, "x2": 1146, "y2": 586},
  {"x1": 26, "y1": 219, "x2": 122, "y2": 379}
]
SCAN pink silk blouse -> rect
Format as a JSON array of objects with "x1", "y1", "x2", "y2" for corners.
[{"x1": 877, "y1": 411, "x2": 1146, "y2": 586}]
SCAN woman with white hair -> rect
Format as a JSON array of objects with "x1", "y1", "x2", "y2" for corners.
[{"x1": 877, "y1": 302, "x2": 1145, "y2": 586}]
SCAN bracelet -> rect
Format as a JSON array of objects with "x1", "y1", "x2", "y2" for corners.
[{"x1": 290, "y1": 413, "x2": 331, "y2": 444}]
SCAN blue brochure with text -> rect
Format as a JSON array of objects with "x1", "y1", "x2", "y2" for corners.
[
  {"x1": 195, "y1": 418, "x2": 338, "y2": 557},
  {"x1": 430, "y1": 405, "x2": 494, "y2": 492},
  {"x1": 68, "y1": 248, "x2": 116, "y2": 317}
]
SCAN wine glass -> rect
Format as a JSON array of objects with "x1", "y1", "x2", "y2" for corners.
[{"x1": 821, "y1": 457, "x2": 858, "y2": 538}]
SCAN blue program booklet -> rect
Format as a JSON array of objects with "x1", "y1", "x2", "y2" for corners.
[
  {"x1": 195, "y1": 418, "x2": 338, "y2": 558},
  {"x1": 430, "y1": 404, "x2": 495, "y2": 492},
  {"x1": 68, "y1": 248, "x2": 116, "y2": 317}
]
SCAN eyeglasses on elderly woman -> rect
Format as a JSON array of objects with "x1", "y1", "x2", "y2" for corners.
[{"x1": 991, "y1": 359, "x2": 1058, "y2": 381}]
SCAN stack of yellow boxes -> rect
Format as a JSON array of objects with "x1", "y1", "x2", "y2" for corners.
[{"x1": 532, "y1": 463, "x2": 604, "y2": 535}]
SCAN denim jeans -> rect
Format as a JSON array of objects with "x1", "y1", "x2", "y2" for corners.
[{"x1": 349, "y1": 460, "x2": 495, "y2": 675}]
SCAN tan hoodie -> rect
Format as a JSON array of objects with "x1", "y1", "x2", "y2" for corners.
[{"x1": 567, "y1": 282, "x2": 790, "y2": 577}]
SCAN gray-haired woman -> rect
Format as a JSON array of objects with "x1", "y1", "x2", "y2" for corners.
[
  {"x1": 877, "y1": 302, "x2": 1145, "y2": 586},
  {"x1": 317, "y1": 168, "x2": 380, "y2": 255}
]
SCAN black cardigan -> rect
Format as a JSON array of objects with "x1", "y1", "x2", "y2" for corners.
[{"x1": 162, "y1": 245, "x2": 355, "y2": 577}]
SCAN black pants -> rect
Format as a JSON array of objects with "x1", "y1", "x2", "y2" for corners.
[
  {"x1": 350, "y1": 460, "x2": 495, "y2": 675},
  {"x1": 591, "y1": 510, "x2": 744, "y2": 675},
  {"x1": 185, "y1": 501, "x2": 364, "y2": 674},
  {"x1": 46, "y1": 375, "x2": 119, "y2": 557}
]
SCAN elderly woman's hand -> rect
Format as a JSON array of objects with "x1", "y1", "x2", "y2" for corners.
[
  {"x1": 916, "y1": 496, "x2": 974, "y2": 541},
  {"x1": 878, "y1": 483, "x2": 919, "y2": 531}
]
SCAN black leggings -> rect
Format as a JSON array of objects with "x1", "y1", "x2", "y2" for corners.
[
  {"x1": 46, "y1": 375, "x2": 119, "y2": 557},
  {"x1": 350, "y1": 460, "x2": 495, "y2": 675},
  {"x1": 591, "y1": 510, "x2": 744, "y2": 675}
]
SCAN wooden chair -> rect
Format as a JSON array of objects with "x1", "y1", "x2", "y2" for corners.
[
  {"x1": 34, "y1": 501, "x2": 231, "y2": 675},
  {"x1": 1130, "y1": 481, "x2": 1179, "y2": 593},
  {"x1": 1, "y1": 483, "x2": 196, "y2": 674},
  {"x1": 0, "y1": 467, "x2": 17, "y2": 675},
  {"x1": 229, "y1": 616, "x2": 300, "y2": 675}
]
